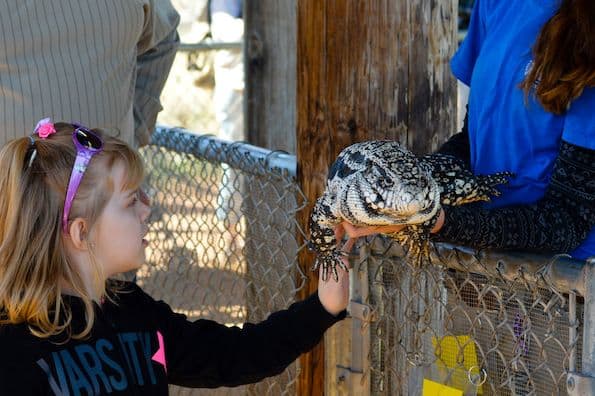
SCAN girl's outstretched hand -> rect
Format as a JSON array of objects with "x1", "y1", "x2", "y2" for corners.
[
  {"x1": 318, "y1": 210, "x2": 446, "y2": 316},
  {"x1": 317, "y1": 238, "x2": 354, "y2": 316}
]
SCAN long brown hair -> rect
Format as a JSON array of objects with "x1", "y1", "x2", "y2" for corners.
[
  {"x1": 521, "y1": 0, "x2": 595, "y2": 114},
  {"x1": 0, "y1": 123, "x2": 144, "y2": 340}
]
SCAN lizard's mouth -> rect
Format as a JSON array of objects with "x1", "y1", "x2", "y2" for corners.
[
  {"x1": 378, "y1": 203, "x2": 438, "y2": 224},
  {"x1": 376, "y1": 181, "x2": 441, "y2": 225},
  {"x1": 415, "y1": 193, "x2": 440, "y2": 221},
  {"x1": 414, "y1": 180, "x2": 442, "y2": 222}
]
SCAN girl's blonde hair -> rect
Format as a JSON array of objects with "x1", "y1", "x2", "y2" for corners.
[{"x1": 0, "y1": 122, "x2": 144, "y2": 340}]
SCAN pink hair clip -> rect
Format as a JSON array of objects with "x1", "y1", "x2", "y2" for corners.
[{"x1": 34, "y1": 117, "x2": 56, "y2": 139}]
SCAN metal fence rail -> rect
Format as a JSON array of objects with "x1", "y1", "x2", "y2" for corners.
[{"x1": 139, "y1": 127, "x2": 593, "y2": 396}]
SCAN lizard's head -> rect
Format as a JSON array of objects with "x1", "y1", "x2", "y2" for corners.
[
  {"x1": 354, "y1": 158, "x2": 441, "y2": 225},
  {"x1": 326, "y1": 140, "x2": 441, "y2": 227}
]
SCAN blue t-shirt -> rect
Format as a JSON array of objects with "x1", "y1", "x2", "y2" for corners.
[{"x1": 451, "y1": 0, "x2": 595, "y2": 259}]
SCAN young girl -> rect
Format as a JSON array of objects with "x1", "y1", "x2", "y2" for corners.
[{"x1": 0, "y1": 120, "x2": 349, "y2": 395}]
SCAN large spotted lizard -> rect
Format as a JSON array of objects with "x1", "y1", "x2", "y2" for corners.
[{"x1": 309, "y1": 140, "x2": 512, "y2": 281}]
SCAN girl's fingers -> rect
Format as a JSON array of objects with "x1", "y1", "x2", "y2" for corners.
[
  {"x1": 341, "y1": 221, "x2": 406, "y2": 238},
  {"x1": 341, "y1": 238, "x2": 356, "y2": 254},
  {"x1": 334, "y1": 224, "x2": 346, "y2": 242},
  {"x1": 340, "y1": 222, "x2": 360, "y2": 237}
]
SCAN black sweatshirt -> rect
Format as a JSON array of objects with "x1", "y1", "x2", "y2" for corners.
[{"x1": 0, "y1": 282, "x2": 345, "y2": 395}]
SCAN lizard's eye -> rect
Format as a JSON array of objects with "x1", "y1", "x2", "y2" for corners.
[{"x1": 379, "y1": 178, "x2": 394, "y2": 189}]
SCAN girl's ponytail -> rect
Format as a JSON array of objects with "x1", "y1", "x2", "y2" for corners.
[
  {"x1": 0, "y1": 138, "x2": 31, "y2": 243},
  {"x1": 0, "y1": 136, "x2": 73, "y2": 338}
]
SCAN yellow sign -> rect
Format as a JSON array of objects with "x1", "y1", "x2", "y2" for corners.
[
  {"x1": 422, "y1": 379, "x2": 463, "y2": 396},
  {"x1": 431, "y1": 335, "x2": 483, "y2": 394}
]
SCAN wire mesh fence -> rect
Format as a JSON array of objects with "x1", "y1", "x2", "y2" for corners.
[
  {"x1": 139, "y1": 127, "x2": 591, "y2": 395},
  {"x1": 138, "y1": 128, "x2": 307, "y2": 395},
  {"x1": 361, "y1": 240, "x2": 586, "y2": 395}
]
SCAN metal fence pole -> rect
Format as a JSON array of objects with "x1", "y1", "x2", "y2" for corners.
[
  {"x1": 567, "y1": 257, "x2": 595, "y2": 396},
  {"x1": 333, "y1": 245, "x2": 374, "y2": 395}
]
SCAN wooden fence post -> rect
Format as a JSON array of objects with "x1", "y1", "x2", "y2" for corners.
[
  {"x1": 295, "y1": 1, "x2": 456, "y2": 395},
  {"x1": 246, "y1": 1, "x2": 456, "y2": 394}
]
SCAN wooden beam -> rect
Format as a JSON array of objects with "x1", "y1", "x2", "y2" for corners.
[
  {"x1": 245, "y1": 0, "x2": 297, "y2": 153},
  {"x1": 245, "y1": 0, "x2": 457, "y2": 393},
  {"x1": 296, "y1": 1, "x2": 456, "y2": 395}
]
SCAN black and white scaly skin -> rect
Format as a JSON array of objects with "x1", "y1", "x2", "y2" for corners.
[
  {"x1": 389, "y1": 152, "x2": 513, "y2": 265},
  {"x1": 420, "y1": 153, "x2": 512, "y2": 206},
  {"x1": 309, "y1": 141, "x2": 513, "y2": 281},
  {"x1": 309, "y1": 141, "x2": 441, "y2": 281}
]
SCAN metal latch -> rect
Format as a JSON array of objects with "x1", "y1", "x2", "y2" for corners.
[
  {"x1": 349, "y1": 301, "x2": 377, "y2": 322},
  {"x1": 567, "y1": 372, "x2": 595, "y2": 395},
  {"x1": 336, "y1": 365, "x2": 364, "y2": 385}
]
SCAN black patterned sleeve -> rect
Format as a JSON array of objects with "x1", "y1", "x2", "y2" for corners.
[{"x1": 435, "y1": 140, "x2": 595, "y2": 253}]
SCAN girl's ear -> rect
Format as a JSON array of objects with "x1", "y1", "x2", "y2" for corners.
[{"x1": 68, "y1": 218, "x2": 90, "y2": 251}]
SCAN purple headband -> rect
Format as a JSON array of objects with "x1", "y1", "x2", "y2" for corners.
[
  {"x1": 29, "y1": 119, "x2": 104, "y2": 232},
  {"x1": 62, "y1": 123, "x2": 104, "y2": 232}
]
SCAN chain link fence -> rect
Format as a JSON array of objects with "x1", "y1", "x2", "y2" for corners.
[
  {"x1": 138, "y1": 127, "x2": 593, "y2": 395},
  {"x1": 138, "y1": 127, "x2": 307, "y2": 395},
  {"x1": 359, "y1": 240, "x2": 588, "y2": 395}
]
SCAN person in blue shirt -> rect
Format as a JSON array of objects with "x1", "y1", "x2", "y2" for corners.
[{"x1": 338, "y1": 0, "x2": 595, "y2": 260}]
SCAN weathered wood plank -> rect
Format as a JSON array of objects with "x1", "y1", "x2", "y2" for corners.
[
  {"x1": 245, "y1": 0, "x2": 297, "y2": 152},
  {"x1": 295, "y1": 1, "x2": 456, "y2": 395},
  {"x1": 407, "y1": 0, "x2": 458, "y2": 154},
  {"x1": 246, "y1": 0, "x2": 456, "y2": 394}
]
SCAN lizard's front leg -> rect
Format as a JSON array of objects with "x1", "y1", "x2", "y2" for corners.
[{"x1": 309, "y1": 193, "x2": 349, "y2": 281}]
